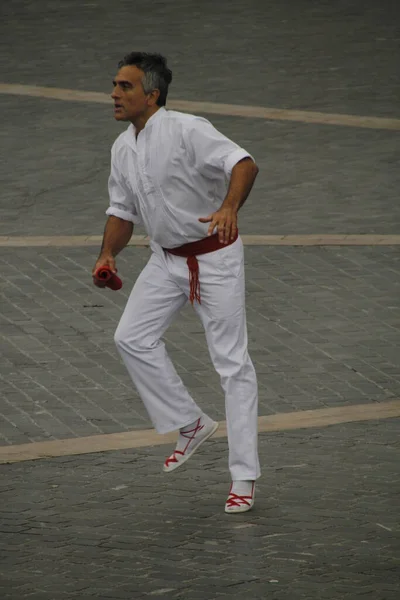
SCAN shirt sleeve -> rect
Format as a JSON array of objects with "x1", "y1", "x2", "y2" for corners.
[
  {"x1": 183, "y1": 117, "x2": 254, "y2": 179},
  {"x1": 106, "y1": 146, "x2": 141, "y2": 224}
]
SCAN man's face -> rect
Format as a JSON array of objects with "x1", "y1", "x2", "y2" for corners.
[{"x1": 111, "y1": 65, "x2": 152, "y2": 122}]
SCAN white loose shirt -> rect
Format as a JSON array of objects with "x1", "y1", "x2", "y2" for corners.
[{"x1": 106, "y1": 107, "x2": 252, "y2": 248}]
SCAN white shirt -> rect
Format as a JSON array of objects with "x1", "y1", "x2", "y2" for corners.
[{"x1": 106, "y1": 107, "x2": 252, "y2": 248}]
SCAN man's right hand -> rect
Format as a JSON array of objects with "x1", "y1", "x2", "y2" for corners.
[{"x1": 92, "y1": 254, "x2": 117, "y2": 287}]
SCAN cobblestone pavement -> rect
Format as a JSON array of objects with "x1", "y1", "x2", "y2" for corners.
[
  {"x1": 1, "y1": 419, "x2": 399, "y2": 600},
  {"x1": 1, "y1": 0, "x2": 400, "y2": 237},
  {"x1": 1, "y1": 0, "x2": 399, "y2": 598},
  {"x1": 0, "y1": 96, "x2": 399, "y2": 237},
  {"x1": 1, "y1": 244, "x2": 399, "y2": 446},
  {"x1": 2, "y1": 0, "x2": 399, "y2": 116}
]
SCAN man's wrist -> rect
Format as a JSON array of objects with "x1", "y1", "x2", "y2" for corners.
[
  {"x1": 221, "y1": 195, "x2": 241, "y2": 212},
  {"x1": 98, "y1": 249, "x2": 115, "y2": 260}
]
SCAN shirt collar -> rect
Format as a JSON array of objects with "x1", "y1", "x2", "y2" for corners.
[
  {"x1": 144, "y1": 106, "x2": 166, "y2": 129},
  {"x1": 129, "y1": 106, "x2": 166, "y2": 137}
]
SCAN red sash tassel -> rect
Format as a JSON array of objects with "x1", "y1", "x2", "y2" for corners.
[{"x1": 186, "y1": 255, "x2": 201, "y2": 304}]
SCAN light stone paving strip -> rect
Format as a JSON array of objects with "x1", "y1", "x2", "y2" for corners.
[
  {"x1": 1, "y1": 399, "x2": 399, "y2": 464},
  {"x1": 0, "y1": 234, "x2": 400, "y2": 247},
  {"x1": 1, "y1": 83, "x2": 400, "y2": 130}
]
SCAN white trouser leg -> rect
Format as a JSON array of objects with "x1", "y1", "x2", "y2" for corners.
[
  {"x1": 114, "y1": 252, "x2": 202, "y2": 434},
  {"x1": 194, "y1": 238, "x2": 260, "y2": 481}
]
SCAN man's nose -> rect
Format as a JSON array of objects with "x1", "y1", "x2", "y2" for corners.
[{"x1": 111, "y1": 88, "x2": 119, "y2": 99}]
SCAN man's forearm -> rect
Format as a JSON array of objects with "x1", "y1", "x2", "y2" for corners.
[
  {"x1": 221, "y1": 157, "x2": 259, "y2": 212},
  {"x1": 100, "y1": 215, "x2": 133, "y2": 257}
]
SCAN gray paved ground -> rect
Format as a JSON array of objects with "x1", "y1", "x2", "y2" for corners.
[
  {"x1": 2, "y1": 0, "x2": 399, "y2": 116},
  {"x1": 1, "y1": 245, "x2": 399, "y2": 446},
  {"x1": 1, "y1": 0, "x2": 400, "y2": 237},
  {"x1": 1, "y1": 96, "x2": 399, "y2": 237},
  {"x1": 1, "y1": 0, "x2": 400, "y2": 598},
  {"x1": 1, "y1": 419, "x2": 399, "y2": 599}
]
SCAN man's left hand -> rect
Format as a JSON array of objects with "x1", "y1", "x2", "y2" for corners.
[{"x1": 199, "y1": 207, "x2": 238, "y2": 244}]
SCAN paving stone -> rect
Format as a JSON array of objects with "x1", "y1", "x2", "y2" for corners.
[
  {"x1": 1, "y1": 419, "x2": 399, "y2": 598},
  {"x1": 0, "y1": 2, "x2": 399, "y2": 597},
  {"x1": 1, "y1": 244, "x2": 399, "y2": 444},
  {"x1": 1, "y1": 1, "x2": 400, "y2": 237}
]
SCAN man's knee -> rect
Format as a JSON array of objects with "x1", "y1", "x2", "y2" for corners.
[
  {"x1": 114, "y1": 325, "x2": 158, "y2": 354},
  {"x1": 214, "y1": 351, "x2": 252, "y2": 377}
]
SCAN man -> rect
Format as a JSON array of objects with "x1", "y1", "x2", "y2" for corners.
[{"x1": 93, "y1": 52, "x2": 260, "y2": 513}]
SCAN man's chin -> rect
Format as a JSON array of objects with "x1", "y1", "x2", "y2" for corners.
[{"x1": 114, "y1": 113, "x2": 129, "y2": 121}]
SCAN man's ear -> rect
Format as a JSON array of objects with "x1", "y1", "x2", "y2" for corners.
[{"x1": 148, "y1": 89, "x2": 160, "y2": 107}]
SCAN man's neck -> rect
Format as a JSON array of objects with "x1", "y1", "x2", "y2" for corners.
[{"x1": 132, "y1": 106, "x2": 160, "y2": 137}]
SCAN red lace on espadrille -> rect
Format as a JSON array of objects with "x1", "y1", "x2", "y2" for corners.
[
  {"x1": 163, "y1": 417, "x2": 219, "y2": 473},
  {"x1": 164, "y1": 418, "x2": 204, "y2": 468},
  {"x1": 225, "y1": 482, "x2": 255, "y2": 513}
]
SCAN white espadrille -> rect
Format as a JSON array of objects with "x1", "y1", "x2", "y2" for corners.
[
  {"x1": 225, "y1": 481, "x2": 255, "y2": 514},
  {"x1": 163, "y1": 416, "x2": 219, "y2": 473}
]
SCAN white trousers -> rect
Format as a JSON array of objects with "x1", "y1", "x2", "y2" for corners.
[{"x1": 114, "y1": 236, "x2": 260, "y2": 481}]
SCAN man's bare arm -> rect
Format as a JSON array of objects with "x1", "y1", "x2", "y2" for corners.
[
  {"x1": 92, "y1": 216, "x2": 133, "y2": 286},
  {"x1": 222, "y1": 157, "x2": 259, "y2": 212},
  {"x1": 100, "y1": 215, "x2": 133, "y2": 257},
  {"x1": 199, "y1": 158, "x2": 259, "y2": 243}
]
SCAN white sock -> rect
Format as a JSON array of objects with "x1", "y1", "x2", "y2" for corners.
[{"x1": 231, "y1": 480, "x2": 254, "y2": 497}]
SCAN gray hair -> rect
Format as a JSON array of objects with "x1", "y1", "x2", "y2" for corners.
[{"x1": 118, "y1": 52, "x2": 173, "y2": 107}]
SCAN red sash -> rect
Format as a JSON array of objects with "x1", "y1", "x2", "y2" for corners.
[{"x1": 164, "y1": 230, "x2": 238, "y2": 304}]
